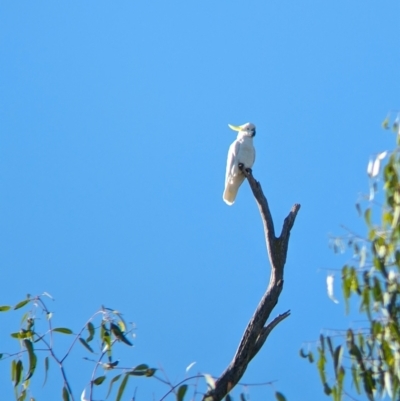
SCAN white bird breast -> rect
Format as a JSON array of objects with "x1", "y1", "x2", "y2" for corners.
[{"x1": 236, "y1": 137, "x2": 255, "y2": 168}]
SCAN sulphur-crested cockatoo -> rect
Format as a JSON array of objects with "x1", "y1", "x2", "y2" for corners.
[{"x1": 223, "y1": 123, "x2": 256, "y2": 205}]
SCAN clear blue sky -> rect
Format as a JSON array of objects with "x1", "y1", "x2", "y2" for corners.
[{"x1": 1, "y1": 1, "x2": 399, "y2": 400}]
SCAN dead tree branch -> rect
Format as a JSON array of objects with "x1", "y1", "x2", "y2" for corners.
[{"x1": 203, "y1": 169, "x2": 300, "y2": 401}]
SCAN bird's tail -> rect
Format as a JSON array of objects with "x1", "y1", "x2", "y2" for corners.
[
  {"x1": 223, "y1": 186, "x2": 237, "y2": 205},
  {"x1": 223, "y1": 176, "x2": 245, "y2": 205}
]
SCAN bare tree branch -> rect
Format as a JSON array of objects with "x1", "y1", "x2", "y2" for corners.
[
  {"x1": 250, "y1": 310, "x2": 291, "y2": 361},
  {"x1": 203, "y1": 169, "x2": 300, "y2": 401}
]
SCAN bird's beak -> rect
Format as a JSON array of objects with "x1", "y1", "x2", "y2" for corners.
[{"x1": 228, "y1": 124, "x2": 242, "y2": 132}]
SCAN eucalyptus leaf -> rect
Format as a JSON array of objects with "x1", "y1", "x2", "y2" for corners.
[
  {"x1": 275, "y1": 391, "x2": 287, "y2": 401},
  {"x1": 79, "y1": 338, "x2": 94, "y2": 353},
  {"x1": 364, "y1": 208, "x2": 372, "y2": 227},
  {"x1": 23, "y1": 339, "x2": 37, "y2": 380},
  {"x1": 14, "y1": 360, "x2": 23, "y2": 387},
  {"x1": 115, "y1": 374, "x2": 129, "y2": 401},
  {"x1": 106, "y1": 374, "x2": 121, "y2": 398},
  {"x1": 177, "y1": 384, "x2": 188, "y2": 401},
  {"x1": 53, "y1": 328, "x2": 73, "y2": 334},
  {"x1": 43, "y1": 356, "x2": 49, "y2": 387},
  {"x1": 62, "y1": 386, "x2": 70, "y2": 401},
  {"x1": 14, "y1": 299, "x2": 30, "y2": 310},
  {"x1": 93, "y1": 375, "x2": 106, "y2": 385},
  {"x1": 333, "y1": 345, "x2": 343, "y2": 376},
  {"x1": 86, "y1": 322, "x2": 95, "y2": 342}
]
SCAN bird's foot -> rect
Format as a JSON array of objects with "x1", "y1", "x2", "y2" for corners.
[{"x1": 238, "y1": 163, "x2": 252, "y2": 175}]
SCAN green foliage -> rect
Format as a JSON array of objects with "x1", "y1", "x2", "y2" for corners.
[
  {"x1": 1, "y1": 294, "x2": 287, "y2": 401},
  {"x1": 115, "y1": 374, "x2": 129, "y2": 401},
  {"x1": 302, "y1": 113, "x2": 400, "y2": 400},
  {"x1": 53, "y1": 327, "x2": 73, "y2": 334},
  {"x1": 176, "y1": 384, "x2": 188, "y2": 401},
  {"x1": 0, "y1": 293, "x2": 155, "y2": 401},
  {"x1": 62, "y1": 386, "x2": 70, "y2": 401},
  {"x1": 275, "y1": 391, "x2": 287, "y2": 401}
]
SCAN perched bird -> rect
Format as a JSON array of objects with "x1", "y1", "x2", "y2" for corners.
[{"x1": 223, "y1": 122, "x2": 256, "y2": 205}]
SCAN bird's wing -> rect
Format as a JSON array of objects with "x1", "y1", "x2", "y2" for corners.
[
  {"x1": 223, "y1": 140, "x2": 244, "y2": 205},
  {"x1": 225, "y1": 140, "x2": 241, "y2": 185}
]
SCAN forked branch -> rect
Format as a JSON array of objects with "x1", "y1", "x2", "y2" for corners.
[{"x1": 203, "y1": 169, "x2": 300, "y2": 401}]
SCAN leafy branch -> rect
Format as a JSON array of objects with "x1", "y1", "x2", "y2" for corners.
[
  {"x1": 0, "y1": 294, "x2": 154, "y2": 401},
  {"x1": 301, "y1": 113, "x2": 400, "y2": 401}
]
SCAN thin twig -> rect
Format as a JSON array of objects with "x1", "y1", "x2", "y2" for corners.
[{"x1": 158, "y1": 375, "x2": 205, "y2": 401}]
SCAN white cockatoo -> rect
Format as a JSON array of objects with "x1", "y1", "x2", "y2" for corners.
[{"x1": 223, "y1": 122, "x2": 256, "y2": 205}]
